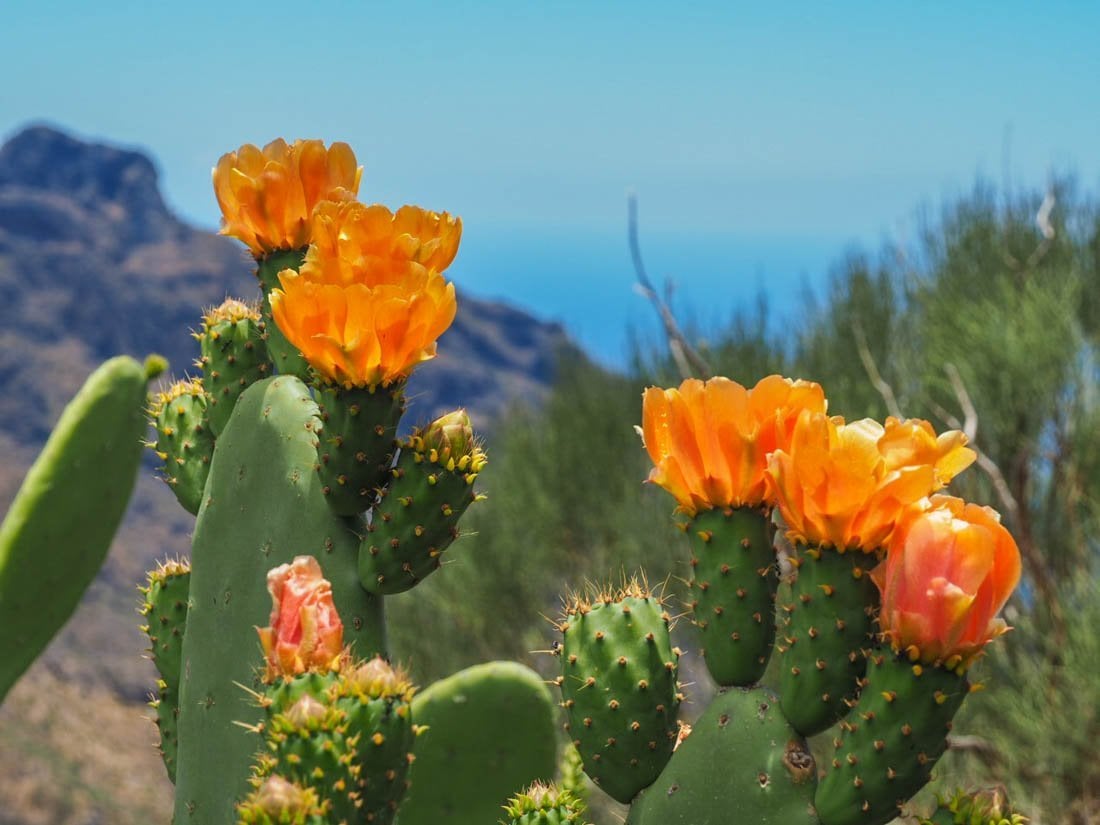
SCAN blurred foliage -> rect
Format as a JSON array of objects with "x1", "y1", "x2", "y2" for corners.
[{"x1": 391, "y1": 178, "x2": 1100, "y2": 825}]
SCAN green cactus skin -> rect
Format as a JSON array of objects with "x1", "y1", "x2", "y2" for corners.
[
  {"x1": 149, "y1": 378, "x2": 217, "y2": 515},
  {"x1": 359, "y1": 443, "x2": 481, "y2": 595},
  {"x1": 625, "y1": 687, "x2": 818, "y2": 825},
  {"x1": 501, "y1": 782, "x2": 590, "y2": 825},
  {"x1": 776, "y1": 545, "x2": 880, "y2": 736},
  {"x1": 172, "y1": 376, "x2": 386, "y2": 825},
  {"x1": 396, "y1": 662, "x2": 558, "y2": 825},
  {"x1": 686, "y1": 506, "x2": 778, "y2": 686},
  {"x1": 256, "y1": 249, "x2": 311, "y2": 380},
  {"x1": 559, "y1": 588, "x2": 681, "y2": 804},
  {"x1": 198, "y1": 299, "x2": 271, "y2": 437},
  {"x1": 237, "y1": 776, "x2": 333, "y2": 825},
  {"x1": 557, "y1": 743, "x2": 588, "y2": 807},
  {"x1": 259, "y1": 694, "x2": 362, "y2": 823},
  {"x1": 140, "y1": 560, "x2": 191, "y2": 781},
  {"x1": 316, "y1": 385, "x2": 406, "y2": 517},
  {"x1": 0, "y1": 354, "x2": 163, "y2": 704},
  {"x1": 815, "y1": 653, "x2": 969, "y2": 825}
]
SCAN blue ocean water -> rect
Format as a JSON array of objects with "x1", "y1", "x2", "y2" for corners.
[{"x1": 447, "y1": 225, "x2": 855, "y2": 368}]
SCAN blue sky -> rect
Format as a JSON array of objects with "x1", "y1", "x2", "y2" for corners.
[{"x1": 3, "y1": 2, "x2": 1098, "y2": 363}]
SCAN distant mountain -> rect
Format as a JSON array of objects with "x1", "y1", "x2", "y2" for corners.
[{"x1": 0, "y1": 124, "x2": 573, "y2": 825}]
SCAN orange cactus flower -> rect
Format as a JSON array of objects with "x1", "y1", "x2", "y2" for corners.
[
  {"x1": 298, "y1": 200, "x2": 461, "y2": 287},
  {"x1": 213, "y1": 139, "x2": 362, "y2": 257},
  {"x1": 268, "y1": 199, "x2": 459, "y2": 388},
  {"x1": 257, "y1": 556, "x2": 344, "y2": 681},
  {"x1": 270, "y1": 270, "x2": 456, "y2": 389},
  {"x1": 874, "y1": 495, "x2": 1021, "y2": 669},
  {"x1": 642, "y1": 375, "x2": 826, "y2": 515},
  {"x1": 766, "y1": 414, "x2": 975, "y2": 551}
]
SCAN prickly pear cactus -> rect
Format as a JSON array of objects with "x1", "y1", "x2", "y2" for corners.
[
  {"x1": 140, "y1": 558, "x2": 191, "y2": 781},
  {"x1": 501, "y1": 782, "x2": 591, "y2": 825},
  {"x1": 197, "y1": 298, "x2": 271, "y2": 436},
  {"x1": 148, "y1": 377, "x2": 216, "y2": 515},
  {"x1": 0, "y1": 354, "x2": 164, "y2": 703},
  {"x1": 557, "y1": 581, "x2": 681, "y2": 804}
]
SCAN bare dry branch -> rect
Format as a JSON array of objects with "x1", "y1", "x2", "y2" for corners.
[
  {"x1": 945, "y1": 363, "x2": 978, "y2": 442},
  {"x1": 852, "y1": 321, "x2": 902, "y2": 418},
  {"x1": 628, "y1": 192, "x2": 711, "y2": 379}
]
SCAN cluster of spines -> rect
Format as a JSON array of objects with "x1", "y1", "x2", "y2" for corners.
[
  {"x1": 139, "y1": 557, "x2": 191, "y2": 782},
  {"x1": 195, "y1": 297, "x2": 271, "y2": 436},
  {"x1": 775, "y1": 543, "x2": 881, "y2": 736},
  {"x1": 500, "y1": 781, "x2": 590, "y2": 825},
  {"x1": 249, "y1": 656, "x2": 417, "y2": 825},
  {"x1": 921, "y1": 788, "x2": 1029, "y2": 825},
  {"x1": 359, "y1": 411, "x2": 487, "y2": 595},
  {"x1": 555, "y1": 579, "x2": 682, "y2": 804},
  {"x1": 685, "y1": 505, "x2": 778, "y2": 686},
  {"x1": 147, "y1": 378, "x2": 215, "y2": 514},
  {"x1": 237, "y1": 775, "x2": 334, "y2": 825},
  {"x1": 814, "y1": 652, "x2": 971, "y2": 825}
]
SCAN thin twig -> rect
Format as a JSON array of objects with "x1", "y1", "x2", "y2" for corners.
[
  {"x1": 852, "y1": 321, "x2": 902, "y2": 418},
  {"x1": 628, "y1": 192, "x2": 711, "y2": 379}
]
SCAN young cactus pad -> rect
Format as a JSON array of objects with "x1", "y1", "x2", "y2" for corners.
[
  {"x1": 815, "y1": 653, "x2": 969, "y2": 825},
  {"x1": 501, "y1": 782, "x2": 590, "y2": 825},
  {"x1": 360, "y1": 410, "x2": 486, "y2": 595},
  {"x1": 256, "y1": 249, "x2": 311, "y2": 380},
  {"x1": 396, "y1": 661, "x2": 558, "y2": 825},
  {"x1": 148, "y1": 377, "x2": 216, "y2": 515},
  {"x1": 0, "y1": 354, "x2": 164, "y2": 703},
  {"x1": 626, "y1": 686, "x2": 817, "y2": 825},
  {"x1": 777, "y1": 545, "x2": 880, "y2": 736},
  {"x1": 197, "y1": 298, "x2": 271, "y2": 436},
  {"x1": 172, "y1": 376, "x2": 385, "y2": 825},
  {"x1": 140, "y1": 558, "x2": 191, "y2": 782},
  {"x1": 687, "y1": 506, "x2": 778, "y2": 686},
  {"x1": 558, "y1": 581, "x2": 681, "y2": 804}
]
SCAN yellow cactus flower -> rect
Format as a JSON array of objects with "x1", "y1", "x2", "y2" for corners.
[
  {"x1": 642, "y1": 375, "x2": 827, "y2": 515},
  {"x1": 270, "y1": 270, "x2": 456, "y2": 389},
  {"x1": 766, "y1": 413, "x2": 976, "y2": 551},
  {"x1": 300, "y1": 200, "x2": 461, "y2": 287},
  {"x1": 212, "y1": 138, "x2": 361, "y2": 256}
]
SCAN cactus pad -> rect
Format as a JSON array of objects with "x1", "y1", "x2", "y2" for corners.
[
  {"x1": 256, "y1": 249, "x2": 311, "y2": 380},
  {"x1": 149, "y1": 377, "x2": 216, "y2": 515},
  {"x1": 0, "y1": 354, "x2": 162, "y2": 703},
  {"x1": 626, "y1": 686, "x2": 817, "y2": 825},
  {"x1": 397, "y1": 661, "x2": 558, "y2": 825},
  {"x1": 501, "y1": 782, "x2": 590, "y2": 825},
  {"x1": 198, "y1": 298, "x2": 271, "y2": 436},
  {"x1": 360, "y1": 414, "x2": 486, "y2": 594},
  {"x1": 777, "y1": 545, "x2": 880, "y2": 736},
  {"x1": 687, "y1": 506, "x2": 778, "y2": 686},
  {"x1": 815, "y1": 653, "x2": 969, "y2": 825},
  {"x1": 558, "y1": 581, "x2": 681, "y2": 804}
]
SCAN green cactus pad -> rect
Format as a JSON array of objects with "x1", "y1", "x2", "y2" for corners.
[
  {"x1": 173, "y1": 376, "x2": 386, "y2": 825},
  {"x1": 359, "y1": 419, "x2": 485, "y2": 595},
  {"x1": 815, "y1": 653, "x2": 969, "y2": 825},
  {"x1": 149, "y1": 378, "x2": 216, "y2": 515},
  {"x1": 140, "y1": 559, "x2": 191, "y2": 781},
  {"x1": 396, "y1": 661, "x2": 558, "y2": 825},
  {"x1": 777, "y1": 545, "x2": 880, "y2": 736},
  {"x1": 258, "y1": 694, "x2": 362, "y2": 823},
  {"x1": 687, "y1": 506, "x2": 778, "y2": 686},
  {"x1": 237, "y1": 776, "x2": 332, "y2": 825},
  {"x1": 256, "y1": 249, "x2": 311, "y2": 381},
  {"x1": 626, "y1": 686, "x2": 817, "y2": 825},
  {"x1": 331, "y1": 658, "x2": 417, "y2": 825},
  {"x1": 559, "y1": 583, "x2": 681, "y2": 804},
  {"x1": 501, "y1": 782, "x2": 590, "y2": 825},
  {"x1": 316, "y1": 384, "x2": 406, "y2": 517},
  {"x1": 198, "y1": 299, "x2": 271, "y2": 437},
  {"x1": 0, "y1": 355, "x2": 160, "y2": 704}
]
